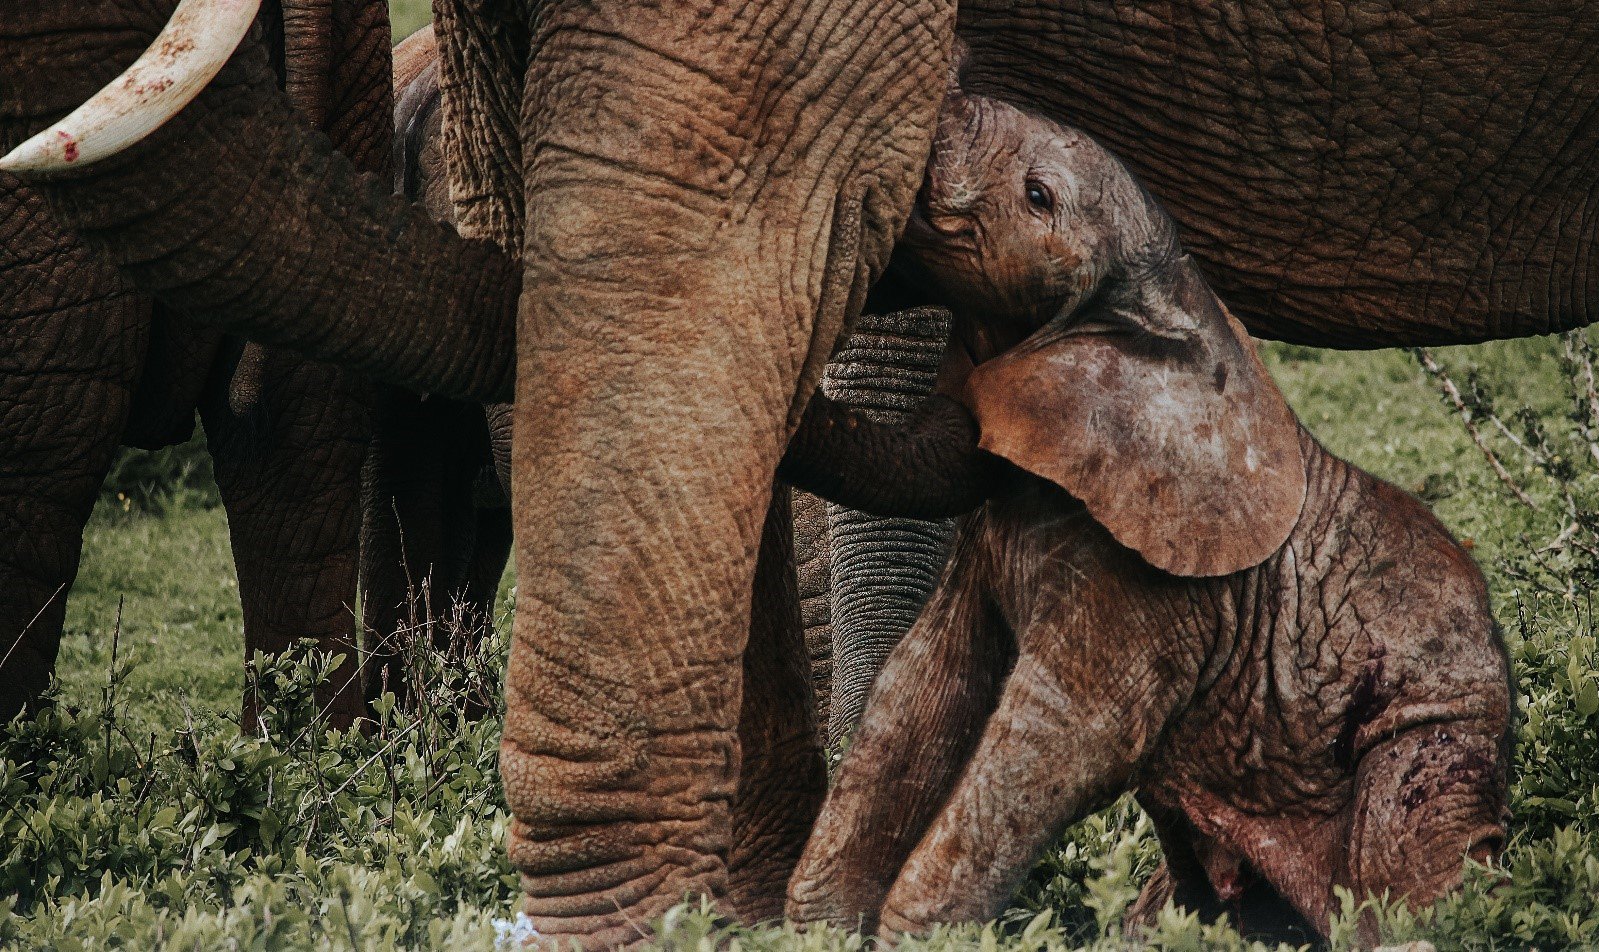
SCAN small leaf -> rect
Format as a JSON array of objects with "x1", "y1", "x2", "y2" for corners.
[{"x1": 1575, "y1": 678, "x2": 1599, "y2": 718}]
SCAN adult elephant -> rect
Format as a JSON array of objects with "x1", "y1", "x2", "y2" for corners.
[
  {"x1": 0, "y1": 0, "x2": 395, "y2": 728},
  {"x1": 382, "y1": 27, "x2": 932, "y2": 726},
  {"x1": 6, "y1": 0, "x2": 1599, "y2": 947}
]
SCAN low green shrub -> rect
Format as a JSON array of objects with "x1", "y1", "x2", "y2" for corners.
[{"x1": 2, "y1": 644, "x2": 517, "y2": 951}]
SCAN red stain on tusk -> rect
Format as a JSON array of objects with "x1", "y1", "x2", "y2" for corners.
[{"x1": 57, "y1": 131, "x2": 78, "y2": 163}]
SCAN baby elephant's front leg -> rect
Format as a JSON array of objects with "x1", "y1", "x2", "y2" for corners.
[
  {"x1": 787, "y1": 547, "x2": 1010, "y2": 932},
  {"x1": 879, "y1": 645, "x2": 1176, "y2": 933}
]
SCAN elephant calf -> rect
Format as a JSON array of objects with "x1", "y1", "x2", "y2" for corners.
[{"x1": 787, "y1": 84, "x2": 1512, "y2": 943}]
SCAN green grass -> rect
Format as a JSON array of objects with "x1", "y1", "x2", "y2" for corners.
[
  {"x1": 53, "y1": 505, "x2": 243, "y2": 735},
  {"x1": 391, "y1": 0, "x2": 431, "y2": 40},
  {"x1": 4, "y1": 340, "x2": 1597, "y2": 949}
]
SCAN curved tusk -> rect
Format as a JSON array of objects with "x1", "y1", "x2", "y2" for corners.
[{"x1": 0, "y1": 0, "x2": 262, "y2": 172}]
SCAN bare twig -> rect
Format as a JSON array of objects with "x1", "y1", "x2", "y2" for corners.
[
  {"x1": 1413, "y1": 348, "x2": 1539, "y2": 509},
  {"x1": 102, "y1": 597, "x2": 124, "y2": 767},
  {"x1": 0, "y1": 582, "x2": 67, "y2": 676}
]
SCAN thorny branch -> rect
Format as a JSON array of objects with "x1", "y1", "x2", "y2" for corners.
[{"x1": 1413, "y1": 337, "x2": 1599, "y2": 595}]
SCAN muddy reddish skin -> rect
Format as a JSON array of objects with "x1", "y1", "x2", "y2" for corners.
[{"x1": 788, "y1": 89, "x2": 1512, "y2": 945}]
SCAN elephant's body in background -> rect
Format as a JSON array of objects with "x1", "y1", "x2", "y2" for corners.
[
  {"x1": 0, "y1": 0, "x2": 395, "y2": 727},
  {"x1": 8, "y1": 0, "x2": 1599, "y2": 944}
]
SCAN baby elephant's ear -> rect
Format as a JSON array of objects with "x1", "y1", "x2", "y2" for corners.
[{"x1": 966, "y1": 265, "x2": 1306, "y2": 577}]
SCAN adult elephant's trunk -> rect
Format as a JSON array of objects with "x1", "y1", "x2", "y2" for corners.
[
  {"x1": 0, "y1": 4, "x2": 517, "y2": 402},
  {"x1": 820, "y1": 309, "x2": 956, "y2": 745}
]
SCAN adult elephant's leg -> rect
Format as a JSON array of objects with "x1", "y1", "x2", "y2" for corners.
[
  {"x1": 791, "y1": 489, "x2": 834, "y2": 730},
  {"x1": 822, "y1": 308, "x2": 955, "y2": 744},
  {"x1": 360, "y1": 391, "x2": 492, "y2": 703},
  {"x1": 201, "y1": 343, "x2": 370, "y2": 728},
  {"x1": 0, "y1": 177, "x2": 148, "y2": 720},
  {"x1": 501, "y1": 1, "x2": 952, "y2": 940},
  {"x1": 463, "y1": 401, "x2": 515, "y2": 614},
  {"x1": 729, "y1": 487, "x2": 828, "y2": 919},
  {"x1": 208, "y1": 0, "x2": 392, "y2": 729}
]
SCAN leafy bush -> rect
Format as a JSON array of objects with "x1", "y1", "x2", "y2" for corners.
[{"x1": 2, "y1": 639, "x2": 517, "y2": 951}]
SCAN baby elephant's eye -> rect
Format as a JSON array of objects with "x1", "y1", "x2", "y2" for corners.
[{"x1": 1025, "y1": 180, "x2": 1053, "y2": 213}]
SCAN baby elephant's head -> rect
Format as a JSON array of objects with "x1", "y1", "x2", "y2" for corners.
[
  {"x1": 902, "y1": 88, "x2": 1310, "y2": 578},
  {"x1": 900, "y1": 88, "x2": 1180, "y2": 359}
]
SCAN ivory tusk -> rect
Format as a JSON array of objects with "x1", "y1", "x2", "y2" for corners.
[{"x1": 0, "y1": 0, "x2": 262, "y2": 172}]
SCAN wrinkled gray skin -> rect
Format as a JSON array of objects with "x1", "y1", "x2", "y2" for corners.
[
  {"x1": 0, "y1": 0, "x2": 393, "y2": 728},
  {"x1": 817, "y1": 308, "x2": 954, "y2": 746}
]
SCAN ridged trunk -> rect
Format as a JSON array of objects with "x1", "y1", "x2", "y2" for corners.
[
  {"x1": 0, "y1": 8, "x2": 517, "y2": 404},
  {"x1": 821, "y1": 308, "x2": 956, "y2": 745}
]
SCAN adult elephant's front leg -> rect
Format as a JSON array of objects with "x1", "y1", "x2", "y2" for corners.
[
  {"x1": 202, "y1": 344, "x2": 370, "y2": 728},
  {"x1": 500, "y1": 1, "x2": 953, "y2": 943},
  {"x1": 0, "y1": 177, "x2": 149, "y2": 720}
]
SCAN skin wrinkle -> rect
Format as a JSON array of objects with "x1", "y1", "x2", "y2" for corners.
[{"x1": 792, "y1": 98, "x2": 1510, "y2": 944}]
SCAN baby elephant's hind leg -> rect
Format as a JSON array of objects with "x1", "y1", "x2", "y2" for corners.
[
  {"x1": 1343, "y1": 718, "x2": 1509, "y2": 941},
  {"x1": 786, "y1": 545, "x2": 1012, "y2": 932}
]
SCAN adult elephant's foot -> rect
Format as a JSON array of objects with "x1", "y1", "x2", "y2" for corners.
[
  {"x1": 501, "y1": 613, "x2": 738, "y2": 948},
  {"x1": 501, "y1": 492, "x2": 829, "y2": 944}
]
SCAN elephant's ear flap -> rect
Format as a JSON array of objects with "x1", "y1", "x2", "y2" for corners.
[{"x1": 965, "y1": 266, "x2": 1306, "y2": 577}]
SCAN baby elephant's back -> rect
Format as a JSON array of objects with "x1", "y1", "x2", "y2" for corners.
[
  {"x1": 1166, "y1": 442, "x2": 1508, "y2": 802},
  {"x1": 1140, "y1": 441, "x2": 1511, "y2": 929},
  {"x1": 1285, "y1": 445, "x2": 1509, "y2": 752}
]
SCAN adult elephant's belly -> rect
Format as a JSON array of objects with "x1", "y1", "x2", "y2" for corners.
[{"x1": 958, "y1": 0, "x2": 1599, "y2": 347}]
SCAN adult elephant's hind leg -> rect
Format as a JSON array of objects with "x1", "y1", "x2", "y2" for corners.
[
  {"x1": 360, "y1": 390, "x2": 493, "y2": 706},
  {"x1": 729, "y1": 486, "x2": 829, "y2": 921}
]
